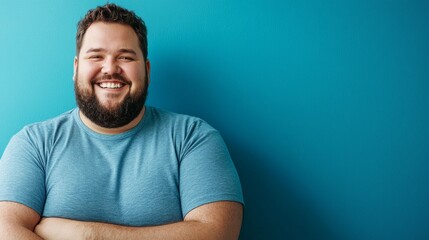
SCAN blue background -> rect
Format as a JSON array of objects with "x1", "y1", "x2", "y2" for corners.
[{"x1": 1, "y1": 0, "x2": 428, "y2": 239}]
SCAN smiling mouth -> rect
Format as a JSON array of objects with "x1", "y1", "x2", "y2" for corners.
[
  {"x1": 97, "y1": 82, "x2": 125, "y2": 89},
  {"x1": 93, "y1": 73, "x2": 130, "y2": 90}
]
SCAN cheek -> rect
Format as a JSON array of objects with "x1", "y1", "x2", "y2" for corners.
[
  {"x1": 77, "y1": 63, "x2": 100, "y2": 82},
  {"x1": 124, "y1": 66, "x2": 146, "y2": 88}
]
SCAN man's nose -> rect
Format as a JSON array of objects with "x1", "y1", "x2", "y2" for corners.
[{"x1": 102, "y1": 58, "x2": 121, "y2": 75}]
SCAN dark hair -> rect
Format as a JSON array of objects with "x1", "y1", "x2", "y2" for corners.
[{"x1": 76, "y1": 3, "x2": 148, "y2": 60}]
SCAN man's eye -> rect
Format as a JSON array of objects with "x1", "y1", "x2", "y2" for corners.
[
  {"x1": 88, "y1": 55, "x2": 102, "y2": 60},
  {"x1": 119, "y1": 56, "x2": 134, "y2": 61}
]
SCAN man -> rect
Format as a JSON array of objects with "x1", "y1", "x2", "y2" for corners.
[{"x1": 0, "y1": 4, "x2": 243, "y2": 240}]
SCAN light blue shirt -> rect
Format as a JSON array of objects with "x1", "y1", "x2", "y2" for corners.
[{"x1": 0, "y1": 107, "x2": 243, "y2": 226}]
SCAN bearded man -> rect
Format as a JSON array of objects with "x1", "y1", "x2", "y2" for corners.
[{"x1": 0, "y1": 4, "x2": 243, "y2": 240}]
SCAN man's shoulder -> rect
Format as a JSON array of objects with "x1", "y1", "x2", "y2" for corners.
[
  {"x1": 19, "y1": 108, "x2": 76, "y2": 137},
  {"x1": 147, "y1": 106, "x2": 218, "y2": 137},
  {"x1": 148, "y1": 107, "x2": 213, "y2": 129}
]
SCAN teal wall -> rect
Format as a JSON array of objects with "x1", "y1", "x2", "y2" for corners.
[{"x1": 1, "y1": 0, "x2": 428, "y2": 239}]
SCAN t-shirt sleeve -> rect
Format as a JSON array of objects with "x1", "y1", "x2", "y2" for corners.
[
  {"x1": 0, "y1": 129, "x2": 46, "y2": 215},
  {"x1": 179, "y1": 120, "x2": 244, "y2": 217}
]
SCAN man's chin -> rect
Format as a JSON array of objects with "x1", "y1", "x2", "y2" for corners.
[
  {"x1": 96, "y1": 97, "x2": 127, "y2": 111},
  {"x1": 75, "y1": 80, "x2": 147, "y2": 128},
  {"x1": 98, "y1": 102, "x2": 124, "y2": 112}
]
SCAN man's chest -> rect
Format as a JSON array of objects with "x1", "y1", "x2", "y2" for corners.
[{"x1": 42, "y1": 143, "x2": 183, "y2": 226}]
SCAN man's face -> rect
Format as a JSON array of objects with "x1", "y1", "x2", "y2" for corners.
[{"x1": 74, "y1": 22, "x2": 150, "y2": 128}]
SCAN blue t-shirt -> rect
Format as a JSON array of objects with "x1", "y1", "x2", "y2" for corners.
[{"x1": 0, "y1": 107, "x2": 243, "y2": 226}]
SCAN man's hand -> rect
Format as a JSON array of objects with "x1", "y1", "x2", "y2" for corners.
[
  {"x1": 35, "y1": 217, "x2": 88, "y2": 240},
  {"x1": 34, "y1": 201, "x2": 242, "y2": 240}
]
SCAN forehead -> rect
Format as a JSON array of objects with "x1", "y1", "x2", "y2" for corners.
[{"x1": 80, "y1": 22, "x2": 142, "y2": 55}]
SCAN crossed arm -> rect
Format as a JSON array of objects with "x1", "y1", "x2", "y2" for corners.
[{"x1": 0, "y1": 201, "x2": 243, "y2": 240}]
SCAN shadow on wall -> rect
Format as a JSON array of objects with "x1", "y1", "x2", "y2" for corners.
[
  {"x1": 229, "y1": 142, "x2": 342, "y2": 240},
  {"x1": 153, "y1": 55, "x2": 340, "y2": 239}
]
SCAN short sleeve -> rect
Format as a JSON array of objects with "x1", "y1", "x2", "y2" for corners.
[
  {"x1": 179, "y1": 120, "x2": 244, "y2": 216},
  {"x1": 0, "y1": 130, "x2": 46, "y2": 215}
]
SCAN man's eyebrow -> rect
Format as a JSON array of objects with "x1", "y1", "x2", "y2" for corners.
[
  {"x1": 118, "y1": 48, "x2": 137, "y2": 55},
  {"x1": 86, "y1": 48, "x2": 105, "y2": 53},
  {"x1": 85, "y1": 48, "x2": 137, "y2": 55}
]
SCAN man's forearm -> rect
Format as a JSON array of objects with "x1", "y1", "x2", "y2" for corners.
[
  {"x1": 0, "y1": 202, "x2": 44, "y2": 240},
  {"x1": 82, "y1": 220, "x2": 225, "y2": 240},
  {"x1": 36, "y1": 218, "x2": 233, "y2": 240},
  {"x1": 35, "y1": 201, "x2": 243, "y2": 240},
  {"x1": 0, "y1": 224, "x2": 43, "y2": 240}
]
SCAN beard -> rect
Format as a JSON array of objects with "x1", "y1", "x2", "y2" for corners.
[{"x1": 74, "y1": 72, "x2": 148, "y2": 129}]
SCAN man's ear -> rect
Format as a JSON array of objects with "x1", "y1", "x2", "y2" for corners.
[
  {"x1": 145, "y1": 60, "x2": 151, "y2": 84},
  {"x1": 73, "y1": 56, "x2": 78, "y2": 81}
]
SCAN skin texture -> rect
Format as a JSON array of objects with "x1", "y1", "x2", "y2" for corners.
[
  {"x1": 0, "y1": 202, "x2": 42, "y2": 239},
  {"x1": 34, "y1": 201, "x2": 243, "y2": 240},
  {"x1": 0, "y1": 22, "x2": 243, "y2": 239}
]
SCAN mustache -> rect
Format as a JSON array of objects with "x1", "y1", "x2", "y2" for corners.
[{"x1": 90, "y1": 73, "x2": 131, "y2": 85}]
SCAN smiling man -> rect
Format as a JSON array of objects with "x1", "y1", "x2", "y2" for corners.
[
  {"x1": 0, "y1": 4, "x2": 243, "y2": 240},
  {"x1": 75, "y1": 21, "x2": 149, "y2": 133}
]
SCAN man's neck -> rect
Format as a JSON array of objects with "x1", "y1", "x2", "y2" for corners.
[{"x1": 79, "y1": 107, "x2": 145, "y2": 135}]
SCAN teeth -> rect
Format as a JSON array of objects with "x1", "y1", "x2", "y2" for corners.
[{"x1": 99, "y1": 82, "x2": 123, "y2": 89}]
